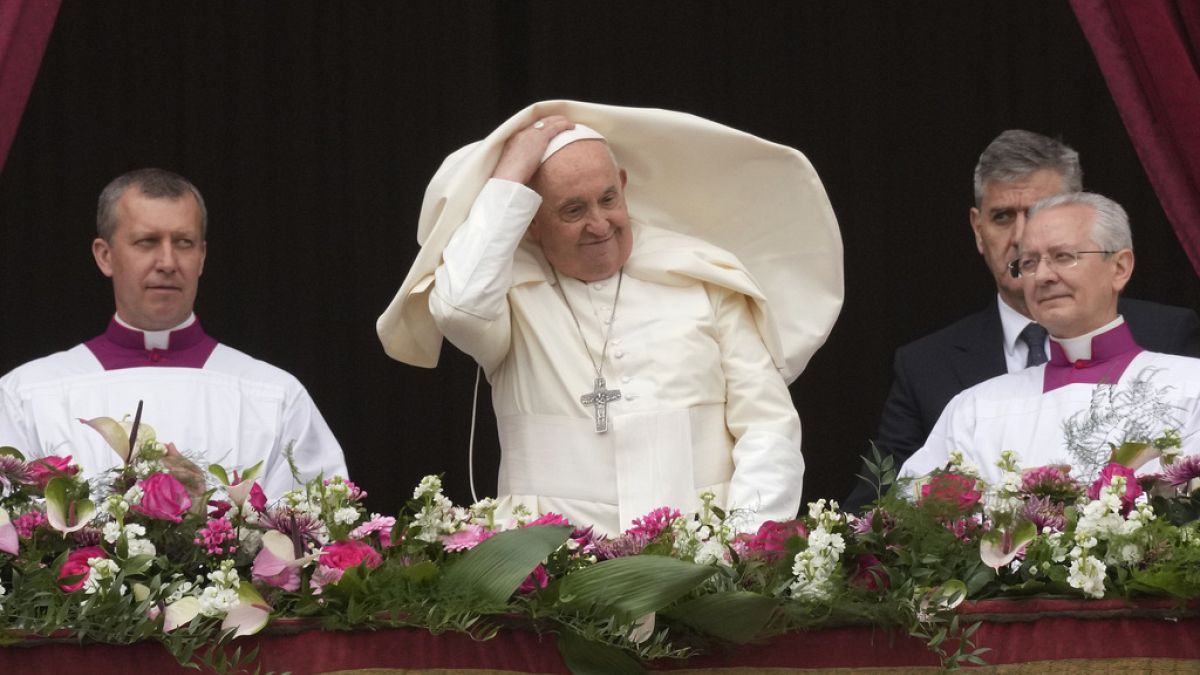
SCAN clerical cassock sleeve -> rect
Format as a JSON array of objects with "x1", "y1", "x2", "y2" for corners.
[
  {"x1": 710, "y1": 285, "x2": 804, "y2": 525},
  {"x1": 429, "y1": 179, "x2": 539, "y2": 372}
]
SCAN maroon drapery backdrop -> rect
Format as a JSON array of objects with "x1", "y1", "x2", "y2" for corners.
[
  {"x1": 0, "y1": 0, "x2": 59, "y2": 175},
  {"x1": 1071, "y1": 0, "x2": 1200, "y2": 276}
]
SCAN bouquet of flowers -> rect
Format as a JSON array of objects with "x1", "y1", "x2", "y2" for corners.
[{"x1": 2, "y1": 411, "x2": 1199, "y2": 674}]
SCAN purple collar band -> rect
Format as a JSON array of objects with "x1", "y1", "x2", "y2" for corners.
[
  {"x1": 85, "y1": 318, "x2": 218, "y2": 370},
  {"x1": 1043, "y1": 322, "x2": 1142, "y2": 393}
]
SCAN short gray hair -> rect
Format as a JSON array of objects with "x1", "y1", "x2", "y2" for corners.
[
  {"x1": 1027, "y1": 191, "x2": 1133, "y2": 252},
  {"x1": 96, "y1": 168, "x2": 207, "y2": 241},
  {"x1": 973, "y1": 130, "x2": 1083, "y2": 206}
]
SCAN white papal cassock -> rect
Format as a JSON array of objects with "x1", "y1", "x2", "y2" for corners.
[
  {"x1": 0, "y1": 318, "x2": 348, "y2": 498},
  {"x1": 900, "y1": 321, "x2": 1200, "y2": 486}
]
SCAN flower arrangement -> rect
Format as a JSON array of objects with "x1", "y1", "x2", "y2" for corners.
[{"x1": 2, "y1": 413, "x2": 1199, "y2": 674}]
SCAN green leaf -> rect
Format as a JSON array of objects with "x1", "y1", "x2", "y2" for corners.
[
  {"x1": 0, "y1": 446, "x2": 24, "y2": 461},
  {"x1": 556, "y1": 629, "x2": 645, "y2": 675},
  {"x1": 402, "y1": 560, "x2": 439, "y2": 583},
  {"x1": 240, "y1": 460, "x2": 264, "y2": 483},
  {"x1": 559, "y1": 555, "x2": 717, "y2": 624},
  {"x1": 1128, "y1": 568, "x2": 1200, "y2": 599},
  {"x1": 1110, "y1": 440, "x2": 1160, "y2": 470},
  {"x1": 664, "y1": 590, "x2": 779, "y2": 643},
  {"x1": 207, "y1": 464, "x2": 230, "y2": 485},
  {"x1": 439, "y1": 524, "x2": 572, "y2": 606}
]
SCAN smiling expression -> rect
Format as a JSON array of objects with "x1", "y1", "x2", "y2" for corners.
[
  {"x1": 92, "y1": 189, "x2": 206, "y2": 331},
  {"x1": 528, "y1": 140, "x2": 632, "y2": 282},
  {"x1": 1018, "y1": 203, "x2": 1132, "y2": 339}
]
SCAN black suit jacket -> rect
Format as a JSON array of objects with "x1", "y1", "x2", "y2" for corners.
[{"x1": 844, "y1": 297, "x2": 1200, "y2": 511}]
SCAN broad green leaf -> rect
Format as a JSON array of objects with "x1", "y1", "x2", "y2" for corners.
[
  {"x1": 439, "y1": 524, "x2": 571, "y2": 606},
  {"x1": 1128, "y1": 568, "x2": 1200, "y2": 599},
  {"x1": 664, "y1": 590, "x2": 779, "y2": 643},
  {"x1": 559, "y1": 554, "x2": 717, "y2": 624},
  {"x1": 556, "y1": 629, "x2": 645, "y2": 675},
  {"x1": 402, "y1": 560, "x2": 439, "y2": 583},
  {"x1": 0, "y1": 446, "x2": 24, "y2": 461},
  {"x1": 240, "y1": 460, "x2": 264, "y2": 483}
]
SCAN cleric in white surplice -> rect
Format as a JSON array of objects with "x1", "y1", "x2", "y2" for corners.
[
  {"x1": 377, "y1": 102, "x2": 844, "y2": 534},
  {"x1": 0, "y1": 169, "x2": 348, "y2": 498},
  {"x1": 900, "y1": 192, "x2": 1200, "y2": 486}
]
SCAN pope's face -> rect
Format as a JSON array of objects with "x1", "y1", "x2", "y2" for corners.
[
  {"x1": 92, "y1": 189, "x2": 206, "y2": 331},
  {"x1": 528, "y1": 140, "x2": 632, "y2": 282},
  {"x1": 970, "y1": 169, "x2": 1066, "y2": 315},
  {"x1": 1018, "y1": 203, "x2": 1131, "y2": 339}
]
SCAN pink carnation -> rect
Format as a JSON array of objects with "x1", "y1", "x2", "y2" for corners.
[
  {"x1": 194, "y1": 517, "x2": 237, "y2": 555},
  {"x1": 27, "y1": 455, "x2": 79, "y2": 490},
  {"x1": 442, "y1": 524, "x2": 495, "y2": 552},
  {"x1": 14, "y1": 510, "x2": 48, "y2": 539},
  {"x1": 1088, "y1": 463, "x2": 1143, "y2": 515},
  {"x1": 319, "y1": 539, "x2": 382, "y2": 571},
  {"x1": 349, "y1": 514, "x2": 397, "y2": 548},
  {"x1": 58, "y1": 545, "x2": 107, "y2": 592}
]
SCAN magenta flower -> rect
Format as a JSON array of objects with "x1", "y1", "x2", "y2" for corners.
[
  {"x1": 1161, "y1": 455, "x2": 1200, "y2": 487},
  {"x1": 625, "y1": 506, "x2": 681, "y2": 540},
  {"x1": 517, "y1": 564, "x2": 550, "y2": 594},
  {"x1": 919, "y1": 473, "x2": 982, "y2": 512},
  {"x1": 1088, "y1": 463, "x2": 1143, "y2": 515},
  {"x1": 319, "y1": 539, "x2": 382, "y2": 571},
  {"x1": 249, "y1": 483, "x2": 268, "y2": 513},
  {"x1": 194, "y1": 517, "x2": 237, "y2": 555},
  {"x1": 27, "y1": 455, "x2": 79, "y2": 491},
  {"x1": 132, "y1": 473, "x2": 192, "y2": 523},
  {"x1": 13, "y1": 510, "x2": 48, "y2": 539},
  {"x1": 525, "y1": 512, "x2": 573, "y2": 528},
  {"x1": 736, "y1": 519, "x2": 808, "y2": 561},
  {"x1": 442, "y1": 524, "x2": 495, "y2": 552},
  {"x1": 57, "y1": 545, "x2": 107, "y2": 592},
  {"x1": 850, "y1": 554, "x2": 889, "y2": 591}
]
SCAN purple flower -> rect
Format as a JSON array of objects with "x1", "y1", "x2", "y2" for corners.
[
  {"x1": 0, "y1": 455, "x2": 32, "y2": 495},
  {"x1": 1161, "y1": 455, "x2": 1200, "y2": 487},
  {"x1": 1023, "y1": 495, "x2": 1066, "y2": 533}
]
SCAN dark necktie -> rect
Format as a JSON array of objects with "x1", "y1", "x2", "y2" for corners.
[{"x1": 1019, "y1": 322, "x2": 1049, "y2": 367}]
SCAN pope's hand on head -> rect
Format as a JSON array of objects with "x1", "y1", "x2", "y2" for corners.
[{"x1": 492, "y1": 115, "x2": 575, "y2": 184}]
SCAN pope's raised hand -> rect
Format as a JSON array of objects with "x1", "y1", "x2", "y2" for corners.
[{"x1": 492, "y1": 115, "x2": 574, "y2": 184}]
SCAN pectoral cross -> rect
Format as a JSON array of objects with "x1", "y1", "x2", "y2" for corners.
[{"x1": 580, "y1": 376, "x2": 621, "y2": 433}]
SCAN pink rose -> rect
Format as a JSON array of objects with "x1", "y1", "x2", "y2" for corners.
[
  {"x1": 27, "y1": 455, "x2": 79, "y2": 490},
  {"x1": 1088, "y1": 463, "x2": 1143, "y2": 515},
  {"x1": 920, "y1": 473, "x2": 982, "y2": 512},
  {"x1": 739, "y1": 520, "x2": 808, "y2": 561},
  {"x1": 319, "y1": 539, "x2": 382, "y2": 571},
  {"x1": 517, "y1": 564, "x2": 549, "y2": 594},
  {"x1": 133, "y1": 473, "x2": 192, "y2": 523},
  {"x1": 58, "y1": 545, "x2": 107, "y2": 592}
]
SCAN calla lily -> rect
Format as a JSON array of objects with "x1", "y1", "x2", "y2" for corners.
[
  {"x1": 1109, "y1": 441, "x2": 1161, "y2": 471},
  {"x1": 251, "y1": 530, "x2": 317, "y2": 590},
  {"x1": 980, "y1": 521, "x2": 1037, "y2": 570},
  {"x1": 0, "y1": 507, "x2": 18, "y2": 556},
  {"x1": 164, "y1": 596, "x2": 203, "y2": 632},
  {"x1": 44, "y1": 477, "x2": 96, "y2": 535},
  {"x1": 221, "y1": 582, "x2": 272, "y2": 637},
  {"x1": 210, "y1": 461, "x2": 264, "y2": 507},
  {"x1": 78, "y1": 416, "x2": 156, "y2": 463}
]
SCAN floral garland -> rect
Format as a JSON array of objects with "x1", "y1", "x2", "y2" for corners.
[{"x1": 1, "y1": 414, "x2": 1199, "y2": 674}]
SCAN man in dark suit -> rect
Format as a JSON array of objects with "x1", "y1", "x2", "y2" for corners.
[{"x1": 844, "y1": 130, "x2": 1200, "y2": 511}]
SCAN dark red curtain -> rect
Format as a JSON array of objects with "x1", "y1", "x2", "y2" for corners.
[
  {"x1": 0, "y1": 0, "x2": 59, "y2": 175},
  {"x1": 1072, "y1": 0, "x2": 1200, "y2": 275}
]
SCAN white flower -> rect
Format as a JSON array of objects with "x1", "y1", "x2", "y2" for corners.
[
  {"x1": 693, "y1": 539, "x2": 729, "y2": 567},
  {"x1": 414, "y1": 475, "x2": 443, "y2": 500},
  {"x1": 83, "y1": 558, "x2": 121, "y2": 595},
  {"x1": 123, "y1": 485, "x2": 144, "y2": 506},
  {"x1": 207, "y1": 561, "x2": 240, "y2": 589},
  {"x1": 127, "y1": 538, "x2": 156, "y2": 557},
  {"x1": 103, "y1": 521, "x2": 123, "y2": 544},
  {"x1": 164, "y1": 578, "x2": 196, "y2": 604},
  {"x1": 333, "y1": 507, "x2": 360, "y2": 525},
  {"x1": 1066, "y1": 553, "x2": 1107, "y2": 598},
  {"x1": 198, "y1": 585, "x2": 239, "y2": 617}
]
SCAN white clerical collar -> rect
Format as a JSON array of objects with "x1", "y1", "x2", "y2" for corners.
[
  {"x1": 113, "y1": 313, "x2": 196, "y2": 350},
  {"x1": 1051, "y1": 315, "x2": 1125, "y2": 362},
  {"x1": 997, "y1": 294, "x2": 1043, "y2": 367}
]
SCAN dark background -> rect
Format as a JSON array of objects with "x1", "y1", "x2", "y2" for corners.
[{"x1": 2, "y1": 2, "x2": 1198, "y2": 515}]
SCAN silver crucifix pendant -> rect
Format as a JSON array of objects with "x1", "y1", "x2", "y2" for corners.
[{"x1": 580, "y1": 376, "x2": 621, "y2": 433}]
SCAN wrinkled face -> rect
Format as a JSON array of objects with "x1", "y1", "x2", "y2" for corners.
[
  {"x1": 528, "y1": 140, "x2": 632, "y2": 282},
  {"x1": 1018, "y1": 203, "x2": 1132, "y2": 339},
  {"x1": 970, "y1": 169, "x2": 1066, "y2": 314},
  {"x1": 92, "y1": 189, "x2": 206, "y2": 331}
]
